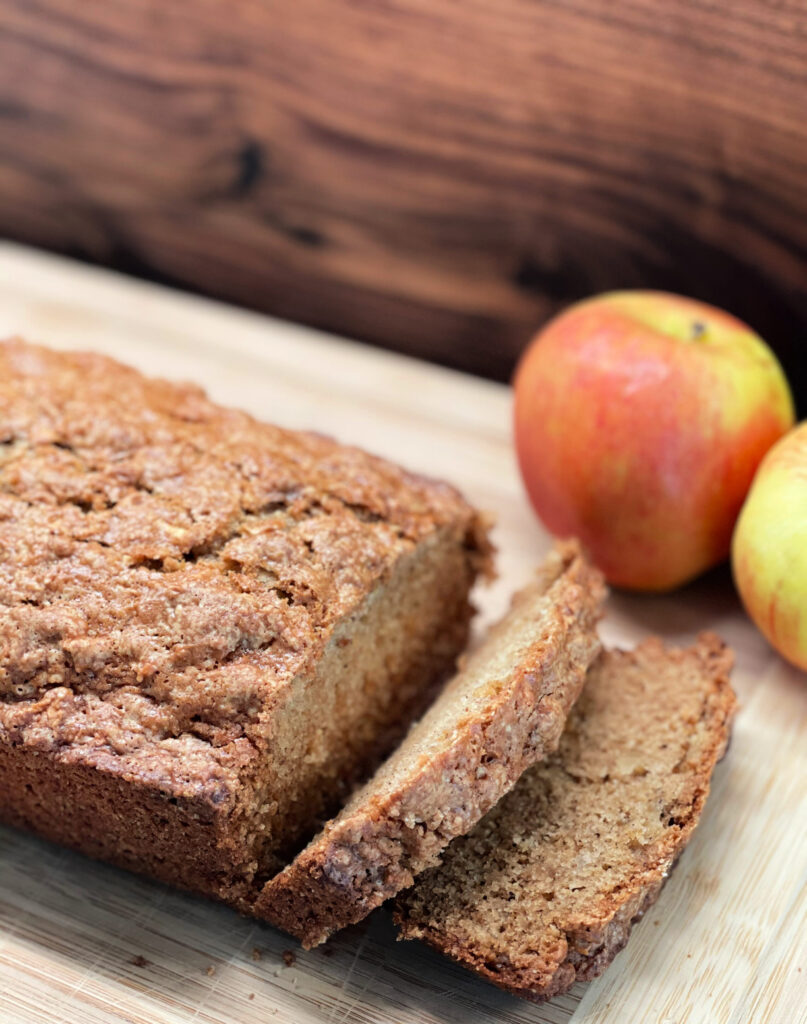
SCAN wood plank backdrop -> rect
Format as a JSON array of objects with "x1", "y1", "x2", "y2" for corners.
[{"x1": 0, "y1": 0, "x2": 806, "y2": 398}]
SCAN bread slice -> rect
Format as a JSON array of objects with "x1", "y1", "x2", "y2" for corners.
[
  {"x1": 254, "y1": 543, "x2": 606, "y2": 946},
  {"x1": 0, "y1": 338, "x2": 491, "y2": 907},
  {"x1": 394, "y1": 634, "x2": 736, "y2": 1002}
]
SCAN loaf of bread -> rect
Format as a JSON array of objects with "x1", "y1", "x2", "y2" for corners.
[
  {"x1": 0, "y1": 338, "x2": 491, "y2": 907},
  {"x1": 255, "y1": 543, "x2": 606, "y2": 946},
  {"x1": 395, "y1": 634, "x2": 736, "y2": 1001}
]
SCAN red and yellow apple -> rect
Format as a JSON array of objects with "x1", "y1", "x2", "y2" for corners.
[
  {"x1": 732, "y1": 422, "x2": 807, "y2": 671},
  {"x1": 513, "y1": 291, "x2": 795, "y2": 591}
]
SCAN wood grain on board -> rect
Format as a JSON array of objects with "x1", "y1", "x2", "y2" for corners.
[
  {"x1": 0, "y1": 0, "x2": 806, "y2": 399},
  {"x1": 0, "y1": 243, "x2": 805, "y2": 1024}
]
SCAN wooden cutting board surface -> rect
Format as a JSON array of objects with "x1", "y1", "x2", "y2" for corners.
[{"x1": 0, "y1": 242, "x2": 804, "y2": 1024}]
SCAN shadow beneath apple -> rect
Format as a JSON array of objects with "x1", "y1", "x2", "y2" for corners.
[
  {"x1": 606, "y1": 561, "x2": 739, "y2": 637},
  {"x1": 599, "y1": 558, "x2": 786, "y2": 708},
  {"x1": 597, "y1": 559, "x2": 775, "y2": 674}
]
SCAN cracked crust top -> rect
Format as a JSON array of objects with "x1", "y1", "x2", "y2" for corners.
[
  {"x1": 394, "y1": 633, "x2": 737, "y2": 1002},
  {"x1": 0, "y1": 338, "x2": 491, "y2": 806},
  {"x1": 255, "y1": 542, "x2": 606, "y2": 946}
]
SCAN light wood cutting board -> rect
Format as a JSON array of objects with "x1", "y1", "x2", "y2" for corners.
[{"x1": 0, "y1": 242, "x2": 804, "y2": 1024}]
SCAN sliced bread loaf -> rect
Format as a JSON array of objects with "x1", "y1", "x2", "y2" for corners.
[
  {"x1": 0, "y1": 338, "x2": 492, "y2": 907},
  {"x1": 254, "y1": 542, "x2": 606, "y2": 946},
  {"x1": 395, "y1": 634, "x2": 736, "y2": 1002}
]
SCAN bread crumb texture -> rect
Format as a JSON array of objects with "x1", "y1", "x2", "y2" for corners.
[
  {"x1": 257, "y1": 542, "x2": 606, "y2": 946},
  {"x1": 395, "y1": 634, "x2": 736, "y2": 1002}
]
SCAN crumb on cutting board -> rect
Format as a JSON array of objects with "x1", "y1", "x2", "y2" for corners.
[
  {"x1": 282, "y1": 950, "x2": 296, "y2": 967},
  {"x1": 130, "y1": 955, "x2": 149, "y2": 969}
]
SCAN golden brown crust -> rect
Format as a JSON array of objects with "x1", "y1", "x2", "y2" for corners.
[
  {"x1": 0, "y1": 338, "x2": 491, "y2": 897},
  {"x1": 254, "y1": 542, "x2": 606, "y2": 946},
  {"x1": 394, "y1": 633, "x2": 737, "y2": 1002}
]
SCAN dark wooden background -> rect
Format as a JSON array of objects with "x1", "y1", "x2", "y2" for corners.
[{"x1": 0, "y1": 0, "x2": 805, "y2": 401}]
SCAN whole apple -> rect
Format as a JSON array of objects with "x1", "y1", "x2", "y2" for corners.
[
  {"x1": 732, "y1": 422, "x2": 807, "y2": 671},
  {"x1": 514, "y1": 291, "x2": 795, "y2": 591}
]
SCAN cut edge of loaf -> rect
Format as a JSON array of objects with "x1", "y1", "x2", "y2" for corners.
[
  {"x1": 394, "y1": 632, "x2": 737, "y2": 1003},
  {"x1": 254, "y1": 541, "x2": 606, "y2": 946},
  {"x1": 237, "y1": 523, "x2": 487, "y2": 892}
]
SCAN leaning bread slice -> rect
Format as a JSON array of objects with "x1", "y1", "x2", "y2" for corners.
[
  {"x1": 254, "y1": 542, "x2": 606, "y2": 946},
  {"x1": 395, "y1": 634, "x2": 736, "y2": 1002}
]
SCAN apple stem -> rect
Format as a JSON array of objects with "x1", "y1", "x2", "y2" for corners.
[{"x1": 691, "y1": 321, "x2": 707, "y2": 340}]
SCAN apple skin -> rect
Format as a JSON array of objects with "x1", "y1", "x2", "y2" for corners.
[
  {"x1": 513, "y1": 291, "x2": 795, "y2": 591},
  {"x1": 732, "y1": 423, "x2": 807, "y2": 671}
]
